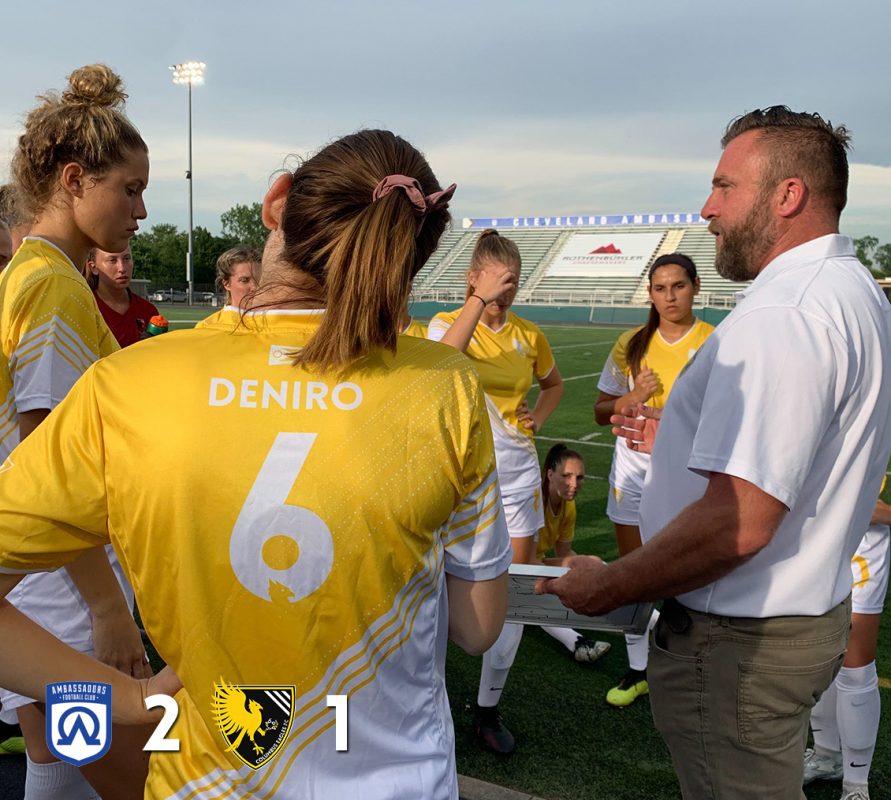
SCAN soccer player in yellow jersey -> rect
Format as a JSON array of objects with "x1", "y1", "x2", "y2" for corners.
[
  {"x1": 429, "y1": 229, "x2": 564, "y2": 755},
  {"x1": 594, "y1": 253, "x2": 714, "y2": 708},
  {"x1": 0, "y1": 64, "x2": 152, "y2": 800},
  {"x1": 536, "y1": 444, "x2": 611, "y2": 663},
  {"x1": 0, "y1": 130, "x2": 512, "y2": 800},
  {"x1": 401, "y1": 316, "x2": 428, "y2": 338}
]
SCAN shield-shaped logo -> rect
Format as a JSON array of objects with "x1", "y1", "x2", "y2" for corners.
[
  {"x1": 211, "y1": 678, "x2": 295, "y2": 770},
  {"x1": 45, "y1": 682, "x2": 112, "y2": 766}
]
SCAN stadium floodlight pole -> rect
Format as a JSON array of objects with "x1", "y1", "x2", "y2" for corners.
[{"x1": 170, "y1": 61, "x2": 205, "y2": 305}]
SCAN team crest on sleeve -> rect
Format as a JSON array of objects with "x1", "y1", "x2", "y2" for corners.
[
  {"x1": 45, "y1": 682, "x2": 112, "y2": 766},
  {"x1": 211, "y1": 678, "x2": 295, "y2": 769}
]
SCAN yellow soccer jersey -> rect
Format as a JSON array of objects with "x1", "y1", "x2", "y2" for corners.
[
  {"x1": 0, "y1": 309, "x2": 511, "y2": 800},
  {"x1": 536, "y1": 498, "x2": 576, "y2": 560},
  {"x1": 0, "y1": 236, "x2": 119, "y2": 459},
  {"x1": 428, "y1": 309, "x2": 555, "y2": 497},
  {"x1": 401, "y1": 318, "x2": 428, "y2": 339},
  {"x1": 597, "y1": 320, "x2": 714, "y2": 410}
]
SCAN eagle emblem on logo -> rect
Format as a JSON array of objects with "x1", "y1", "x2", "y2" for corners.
[{"x1": 211, "y1": 678, "x2": 295, "y2": 769}]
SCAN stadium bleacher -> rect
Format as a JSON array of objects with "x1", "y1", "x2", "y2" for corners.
[{"x1": 413, "y1": 215, "x2": 748, "y2": 308}]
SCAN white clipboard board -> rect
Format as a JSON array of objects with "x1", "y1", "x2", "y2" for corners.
[{"x1": 506, "y1": 564, "x2": 653, "y2": 635}]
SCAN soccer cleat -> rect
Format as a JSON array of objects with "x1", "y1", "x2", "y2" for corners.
[
  {"x1": 0, "y1": 736, "x2": 24, "y2": 755},
  {"x1": 573, "y1": 636, "x2": 611, "y2": 664},
  {"x1": 802, "y1": 747, "x2": 843, "y2": 784},
  {"x1": 840, "y1": 786, "x2": 869, "y2": 800},
  {"x1": 0, "y1": 720, "x2": 24, "y2": 756},
  {"x1": 605, "y1": 668, "x2": 648, "y2": 707},
  {"x1": 472, "y1": 704, "x2": 515, "y2": 756}
]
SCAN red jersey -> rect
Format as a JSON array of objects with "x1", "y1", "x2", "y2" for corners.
[{"x1": 93, "y1": 291, "x2": 160, "y2": 348}]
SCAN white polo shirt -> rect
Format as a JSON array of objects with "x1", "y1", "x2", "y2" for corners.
[{"x1": 639, "y1": 234, "x2": 891, "y2": 617}]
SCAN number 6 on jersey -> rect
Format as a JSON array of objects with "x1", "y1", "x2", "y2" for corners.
[{"x1": 230, "y1": 433, "x2": 334, "y2": 602}]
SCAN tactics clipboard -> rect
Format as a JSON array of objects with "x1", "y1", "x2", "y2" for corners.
[{"x1": 506, "y1": 564, "x2": 653, "y2": 635}]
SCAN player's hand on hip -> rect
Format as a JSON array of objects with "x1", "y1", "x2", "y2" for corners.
[
  {"x1": 516, "y1": 400, "x2": 539, "y2": 433},
  {"x1": 534, "y1": 555, "x2": 612, "y2": 616}
]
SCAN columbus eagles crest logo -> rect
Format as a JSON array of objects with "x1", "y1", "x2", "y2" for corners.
[{"x1": 211, "y1": 678, "x2": 295, "y2": 769}]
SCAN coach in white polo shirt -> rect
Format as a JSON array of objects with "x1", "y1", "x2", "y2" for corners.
[{"x1": 540, "y1": 106, "x2": 891, "y2": 800}]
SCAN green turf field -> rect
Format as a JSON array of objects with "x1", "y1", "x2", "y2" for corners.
[{"x1": 164, "y1": 309, "x2": 889, "y2": 800}]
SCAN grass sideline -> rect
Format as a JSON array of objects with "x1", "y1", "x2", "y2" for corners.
[{"x1": 154, "y1": 308, "x2": 890, "y2": 800}]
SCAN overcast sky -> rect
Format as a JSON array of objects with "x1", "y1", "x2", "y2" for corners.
[{"x1": 1, "y1": 1, "x2": 889, "y2": 242}]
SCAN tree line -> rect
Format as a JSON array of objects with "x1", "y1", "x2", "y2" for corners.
[
  {"x1": 130, "y1": 203, "x2": 265, "y2": 288},
  {"x1": 854, "y1": 237, "x2": 891, "y2": 278}
]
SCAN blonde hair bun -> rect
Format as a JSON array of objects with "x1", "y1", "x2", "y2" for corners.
[{"x1": 61, "y1": 64, "x2": 127, "y2": 109}]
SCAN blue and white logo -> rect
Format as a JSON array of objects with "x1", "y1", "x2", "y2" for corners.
[{"x1": 45, "y1": 682, "x2": 112, "y2": 766}]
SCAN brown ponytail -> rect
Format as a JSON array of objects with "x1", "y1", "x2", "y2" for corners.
[{"x1": 275, "y1": 130, "x2": 451, "y2": 372}]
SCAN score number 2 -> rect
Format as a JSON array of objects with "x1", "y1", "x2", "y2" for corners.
[{"x1": 142, "y1": 694, "x2": 349, "y2": 752}]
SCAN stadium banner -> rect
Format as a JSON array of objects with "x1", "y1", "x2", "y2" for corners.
[
  {"x1": 549, "y1": 232, "x2": 664, "y2": 277},
  {"x1": 461, "y1": 212, "x2": 705, "y2": 229}
]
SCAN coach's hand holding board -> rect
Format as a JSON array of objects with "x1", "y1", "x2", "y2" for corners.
[{"x1": 534, "y1": 556, "x2": 616, "y2": 616}]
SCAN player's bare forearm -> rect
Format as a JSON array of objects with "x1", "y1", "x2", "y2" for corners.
[
  {"x1": 871, "y1": 498, "x2": 891, "y2": 526},
  {"x1": 65, "y1": 548, "x2": 148, "y2": 677},
  {"x1": 595, "y1": 392, "x2": 638, "y2": 426},
  {"x1": 446, "y1": 572, "x2": 508, "y2": 655},
  {"x1": 18, "y1": 408, "x2": 50, "y2": 440},
  {"x1": 0, "y1": 576, "x2": 173, "y2": 725},
  {"x1": 438, "y1": 303, "x2": 483, "y2": 352},
  {"x1": 531, "y1": 375, "x2": 563, "y2": 432},
  {"x1": 65, "y1": 548, "x2": 128, "y2": 616},
  {"x1": 537, "y1": 474, "x2": 787, "y2": 615}
]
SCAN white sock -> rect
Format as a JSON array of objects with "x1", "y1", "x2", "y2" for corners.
[
  {"x1": 542, "y1": 626, "x2": 578, "y2": 652},
  {"x1": 477, "y1": 623, "x2": 524, "y2": 707},
  {"x1": 810, "y1": 679, "x2": 841, "y2": 755},
  {"x1": 837, "y1": 662, "x2": 880, "y2": 787},
  {"x1": 625, "y1": 608, "x2": 659, "y2": 671},
  {"x1": 24, "y1": 755, "x2": 99, "y2": 800}
]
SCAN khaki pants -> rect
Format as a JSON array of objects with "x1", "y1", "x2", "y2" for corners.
[{"x1": 649, "y1": 596, "x2": 850, "y2": 800}]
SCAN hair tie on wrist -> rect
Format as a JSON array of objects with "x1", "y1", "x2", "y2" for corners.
[
  {"x1": 372, "y1": 174, "x2": 457, "y2": 231},
  {"x1": 470, "y1": 294, "x2": 487, "y2": 308}
]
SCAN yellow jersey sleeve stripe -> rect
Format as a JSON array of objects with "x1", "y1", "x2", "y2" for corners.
[
  {"x1": 446, "y1": 471, "x2": 499, "y2": 530},
  {"x1": 14, "y1": 318, "x2": 99, "y2": 373}
]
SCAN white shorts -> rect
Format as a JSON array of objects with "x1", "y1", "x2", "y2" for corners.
[
  {"x1": 606, "y1": 484, "x2": 642, "y2": 526},
  {"x1": 0, "y1": 544, "x2": 135, "y2": 713},
  {"x1": 503, "y1": 488, "x2": 544, "y2": 539},
  {"x1": 851, "y1": 524, "x2": 890, "y2": 615}
]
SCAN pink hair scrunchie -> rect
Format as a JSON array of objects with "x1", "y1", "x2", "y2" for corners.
[{"x1": 372, "y1": 174, "x2": 457, "y2": 230}]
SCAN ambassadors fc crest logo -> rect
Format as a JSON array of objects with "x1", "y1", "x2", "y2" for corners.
[
  {"x1": 211, "y1": 678, "x2": 295, "y2": 769},
  {"x1": 45, "y1": 682, "x2": 112, "y2": 766}
]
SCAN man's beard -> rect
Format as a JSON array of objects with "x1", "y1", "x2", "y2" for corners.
[{"x1": 712, "y1": 196, "x2": 777, "y2": 282}]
